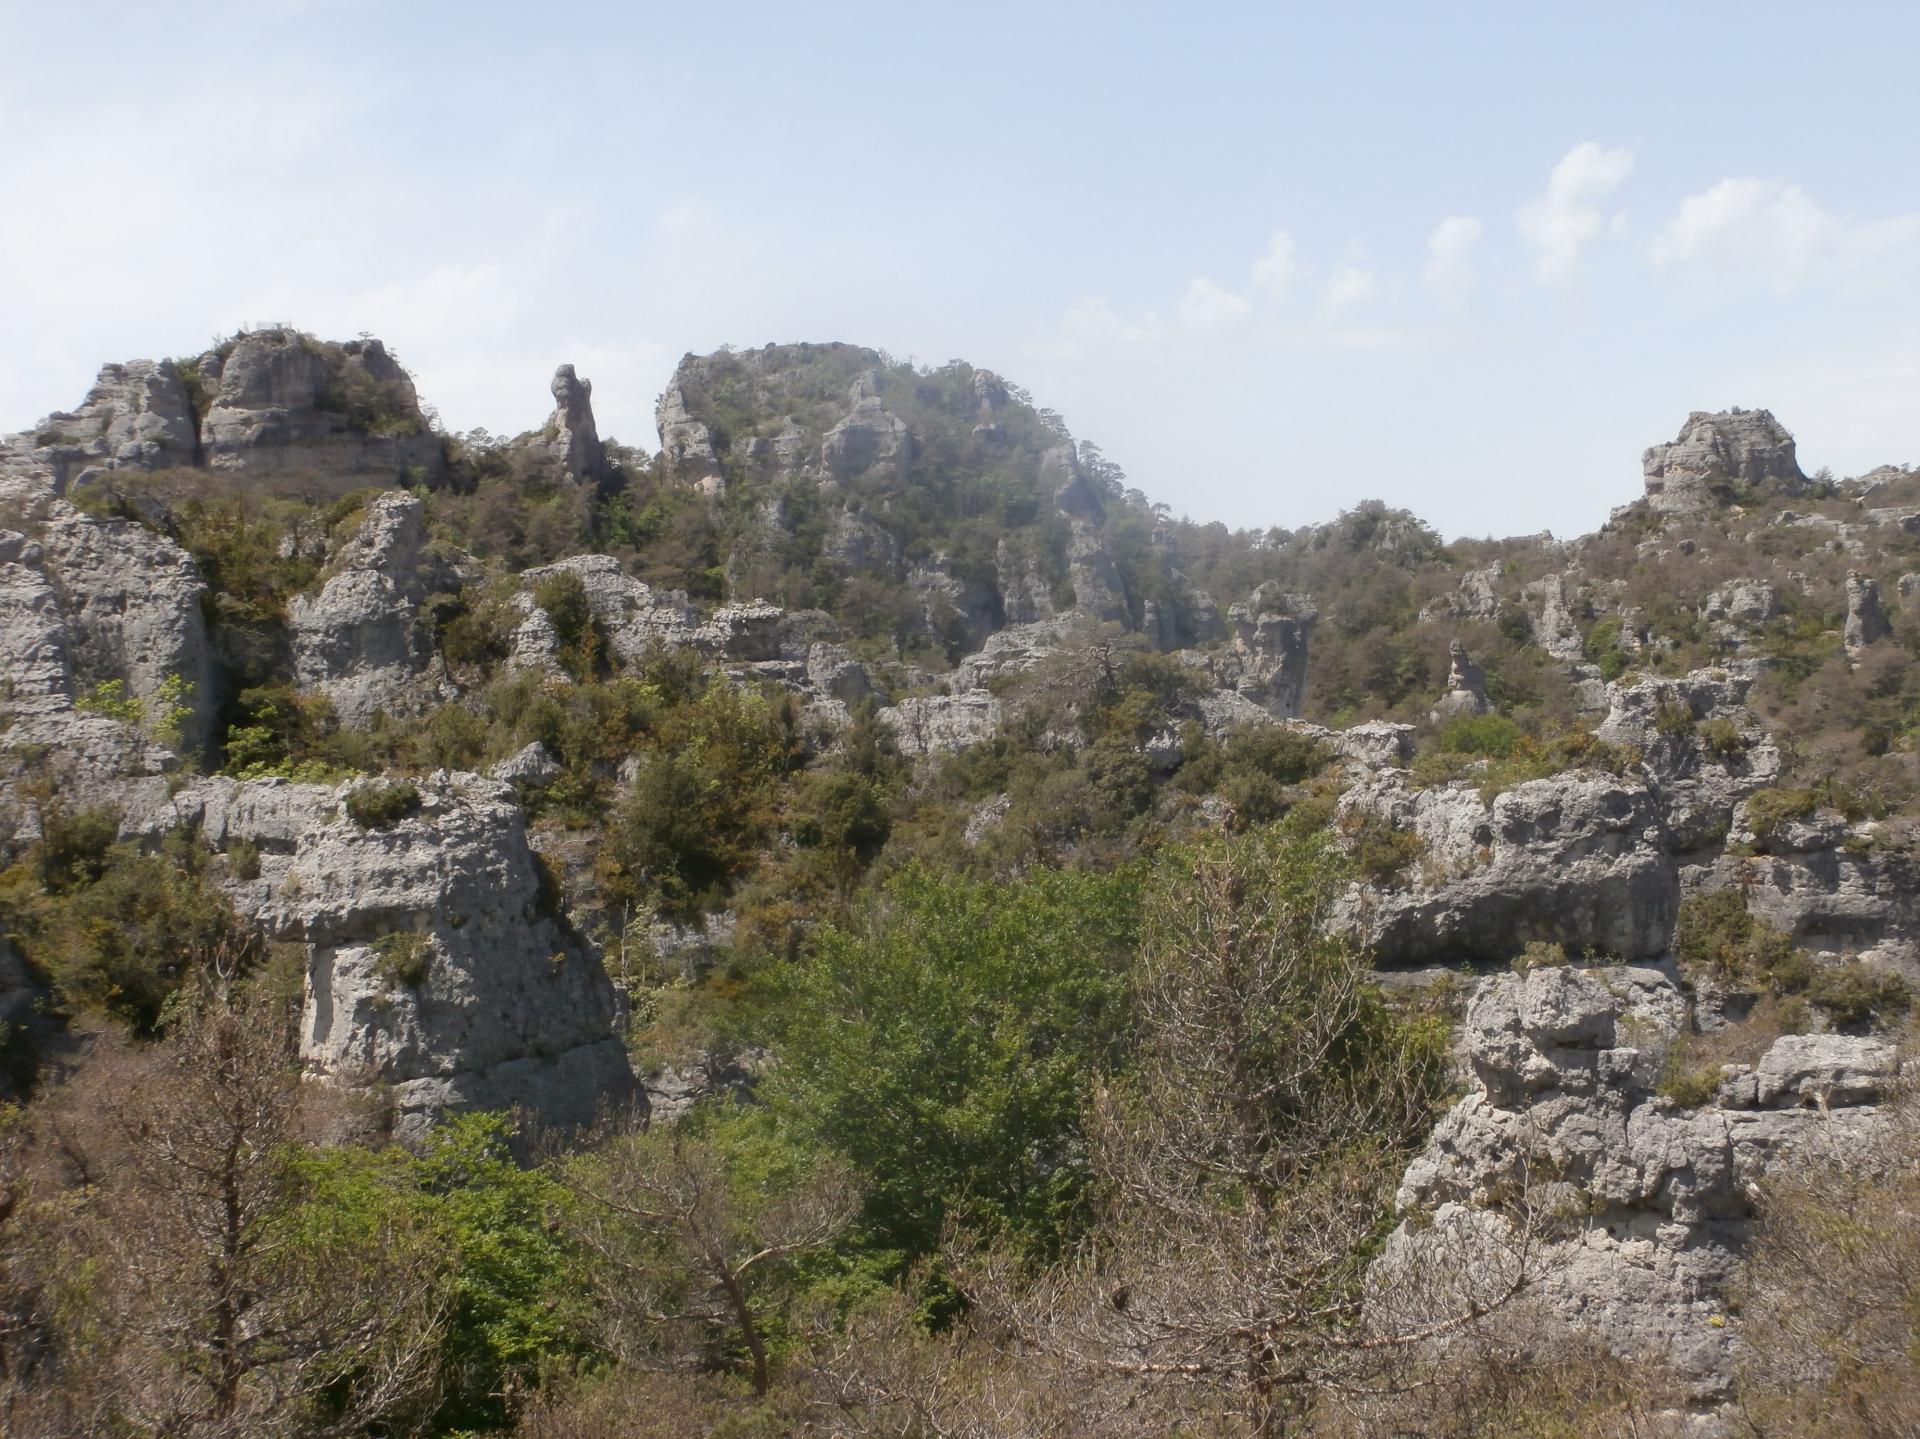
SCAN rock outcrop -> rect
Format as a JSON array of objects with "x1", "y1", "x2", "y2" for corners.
[
  {"x1": 1217, "y1": 586, "x2": 1314, "y2": 719},
  {"x1": 1844, "y1": 570, "x2": 1891, "y2": 656},
  {"x1": 1642, "y1": 409, "x2": 1808, "y2": 514},
  {"x1": 121, "y1": 773, "x2": 640, "y2": 1139},
  {"x1": 541, "y1": 364, "x2": 608, "y2": 485},
  {"x1": 1379, "y1": 964, "x2": 1899, "y2": 1397},
  {"x1": 1345, "y1": 770, "x2": 1676, "y2": 965},
  {"x1": 820, "y1": 371, "x2": 911, "y2": 484},
  {"x1": 1431, "y1": 638, "x2": 1492, "y2": 721},
  {"x1": 287, "y1": 492, "x2": 456, "y2": 724},
  {"x1": 655, "y1": 376, "x2": 726, "y2": 495}
]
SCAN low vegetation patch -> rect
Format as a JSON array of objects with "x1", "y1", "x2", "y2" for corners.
[{"x1": 345, "y1": 780, "x2": 422, "y2": 828}]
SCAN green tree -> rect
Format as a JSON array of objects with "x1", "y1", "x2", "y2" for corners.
[{"x1": 770, "y1": 864, "x2": 1141, "y2": 1262}]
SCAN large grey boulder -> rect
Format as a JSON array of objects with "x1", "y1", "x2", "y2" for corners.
[
  {"x1": 1344, "y1": 771, "x2": 1676, "y2": 965},
  {"x1": 136, "y1": 772, "x2": 640, "y2": 1138},
  {"x1": 1595, "y1": 668, "x2": 1781, "y2": 850},
  {"x1": 542, "y1": 364, "x2": 607, "y2": 485},
  {"x1": 1692, "y1": 844, "x2": 1920, "y2": 973},
  {"x1": 820, "y1": 371, "x2": 910, "y2": 484},
  {"x1": 1431, "y1": 638, "x2": 1492, "y2": 721},
  {"x1": 878, "y1": 693, "x2": 1002, "y2": 756},
  {"x1": 23, "y1": 359, "x2": 200, "y2": 484},
  {"x1": 201, "y1": 330, "x2": 443, "y2": 491},
  {"x1": 1380, "y1": 964, "x2": 1898, "y2": 1397},
  {"x1": 287, "y1": 493, "x2": 455, "y2": 724},
  {"x1": 1216, "y1": 585, "x2": 1315, "y2": 719},
  {"x1": 655, "y1": 377, "x2": 726, "y2": 495},
  {"x1": 1642, "y1": 408, "x2": 1808, "y2": 513},
  {"x1": 510, "y1": 555, "x2": 702, "y2": 671},
  {"x1": 1845, "y1": 570, "x2": 1891, "y2": 656}
]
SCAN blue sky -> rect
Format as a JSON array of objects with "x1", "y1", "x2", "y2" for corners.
[{"x1": 2, "y1": 1, "x2": 1915, "y2": 538}]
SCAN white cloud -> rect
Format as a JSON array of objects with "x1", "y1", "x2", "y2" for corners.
[
  {"x1": 1516, "y1": 141, "x2": 1634, "y2": 285},
  {"x1": 1062, "y1": 296, "x2": 1162, "y2": 346},
  {"x1": 1178, "y1": 278, "x2": 1251, "y2": 334},
  {"x1": 1423, "y1": 215, "x2": 1482, "y2": 304},
  {"x1": 1252, "y1": 230, "x2": 1301, "y2": 301},
  {"x1": 1651, "y1": 177, "x2": 1920, "y2": 293},
  {"x1": 1318, "y1": 264, "x2": 1379, "y2": 321}
]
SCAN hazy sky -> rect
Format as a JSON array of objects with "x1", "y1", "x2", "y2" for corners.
[{"x1": 3, "y1": 1, "x2": 1915, "y2": 539}]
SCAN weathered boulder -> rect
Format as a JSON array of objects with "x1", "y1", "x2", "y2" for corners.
[
  {"x1": 490, "y1": 740, "x2": 563, "y2": 788},
  {"x1": 1431, "y1": 638, "x2": 1492, "y2": 721},
  {"x1": 655, "y1": 377, "x2": 726, "y2": 495},
  {"x1": 1701, "y1": 579, "x2": 1778, "y2": 628},
  {"x1": 1642, "y1": 409, "x2": 1808, "y2": 513},
  {"x1": 171, "y1": 773, "x2": 640, "y2": 1138},
  {"x1": 1344, "y1": 771, "x2": 1676, "y2": 965},
  {"x1": 820, "y1": 371, "x2": 910, "y2": 484},
  {"x1": 510, "y1": 555, "x2": 702, "y2": 670},
  {"x1": 21, "y1": 359, "x2": 200, "y2": 485},
  {"x1": 1595, "y1": 668, "x2": 1781, "y2": 850},
  {"x1": 542, "y1": 364, "x2": 607, "y2": 485},
  {"x1": 878, "y1": 693, "x2": 1002, "y2": 756},
  {"x1": 200, "y1": 330, "x2": 444, "y2": 491},
  {"x1": 1524, "y1": 572, "x2": 1587, "y2": 661},
  {"x1": 1217, "y1": 585, "x2": 1314, "y2": 719},
  {"x1": 1380, "y1": 964, "x2": 1898, "y2": 1397},
  {"x1": 1844, "y1": 570, "x2": 1891, "y2": 656},
  {"x1": 824, "y1": 506, "x2": 903, "y2": 578},
  {"x1": 287, "y1": 493, "x2": 455, "y2": 725},
  {"x1": 1691, "y1": 844, "x2": 1920, "y2": 972}
]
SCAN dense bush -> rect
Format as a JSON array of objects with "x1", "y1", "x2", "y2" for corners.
[{"x1": 346, "y1": 780, "x2": 423, "y2": 828}]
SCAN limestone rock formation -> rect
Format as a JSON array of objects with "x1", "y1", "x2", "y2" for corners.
[
  {"x1": 200, "y1": 330, "x2": 445, "y2": 491},
  {"x1": 1217, "y1": 585, "x2": 1315, "y2": 719},
  {"x1": 19, "y1": 359, "x2": 199, "y2": 486},
  {"x1": 1343, "y1": 770, "x2": 1676, "y2": 965},
  {"x1": 1595, "y1": 668, "x2": 1781, "y2": 850},
  {"x1": 820, "y1": 371, "x2": 911, "y2": 484},
  {"x1": 123, "y1": 773, "x2": 639, "y2": 1138},
  {"x1": 1431, "y1": 638, "x2": 1492, "y2": 721},
  {"x1": 1844, "y1": 570, "x2": 1891, "y2": 655},
  {"x1": 655, "y1": 376, "x2": 726, "y2": 495},
  {"x1": 1701, "y1": 579, "x2": 1778, "y2": 627},
  {"x1": 1380, "y1": 964, "x2": 1899, "y2": 1397},
  {"x1": 1524, "y1": 573, "x2": 1587, "y2": 662},
  {"x1": 287, "y1": 493, "x2": 456, "y2": 724},
  {"x1": 542, "y1": 364, "x2": 608, "y2": 485},
  {"x1": 1642, "y1": 408, "x2": 1808, "y2": 513},
  {"x1": 878, "y1": 693, "x2": 1002, "y2": 757}
]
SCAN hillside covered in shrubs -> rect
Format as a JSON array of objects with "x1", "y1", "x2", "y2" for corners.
[{"x1": 1, "y1": 328, "x2": 1918, "y2": 1436}]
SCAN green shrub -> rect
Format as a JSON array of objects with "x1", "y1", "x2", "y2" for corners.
[
  {"x1": 1512, "y1": 940, "x2": 1570, "y2": 973},
  {"x1": 1806, "y1": 962, "x2": 1911, "y2": 1027},
  {"x1": 1658, "y1": 1058, "x2": 1727, "y2": 1108},
  {"x1": 1433, "y1": 712, "x2": 1524, "y2": 758},
  {"x1": 1674, "y1": 890, "x2": 1802, "y2": 991},
  {"x1": 1343, "y1": 810, "x2": 1425, "y2": 887},
  {"x1": 345, "y1": 781, "x2": 422, "y2": 829},
  {"x1": 226, "y1": 837, "x2": 262, "y2": 881},
  {"x1": 1584, "y1": 618, "x2": 1630, "y2": 682},
  {"x1": 1697, "y1": 717, "x2": 1748, "y2": 759},
  {"x1": 1653, "y1": 697, "x2": 1696, "y2": 737},
  {"x1": 771, "y1": 863, "x2": 1141, "y2": 1260},
  {"x1": 1745, "y1": 788, "x2": 1819, "y2": 843},
  {"x1": 371, "y1": 931, "x2": 434, "y2": 990},
  {"x1": 533, "y1": 571, "x2": 600, "y2": 679}
]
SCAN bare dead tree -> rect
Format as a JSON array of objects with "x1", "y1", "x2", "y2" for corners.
[
  {"x1": 936, "y1": 827, "x2": 1530, "y2": 1437},
  {"x1": 562, "y1": 1119, "x2": 858, "y2": 1397},
  {"x1": 35, "y1": 984, "x2": 449, "y2": 1438}
]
